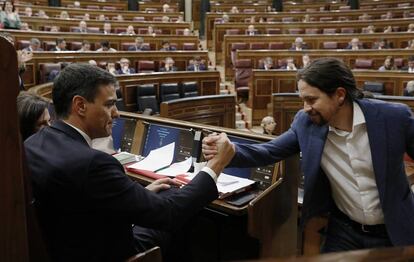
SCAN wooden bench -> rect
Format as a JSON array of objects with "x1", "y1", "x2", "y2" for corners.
[{"x1": 250, "y1": 70, "x2": 414, "y2": 125}]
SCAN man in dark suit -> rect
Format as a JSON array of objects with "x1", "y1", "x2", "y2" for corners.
[
  {"x1": 73, "y1": 20, "x2": 89, "y2": 33},
  {"x1": 187, "y1": 56, "x2": 207, "y2": 71},
  {"x1": 402, "y1": 55, "x2": 414, "y2": 73},
  {"x1": 159, "y1": 57, "x2": 177, "y2": 72},
  {"x1": 50, "y1": 38, "x2": 67, "y2": 51},
  {"x1": 24, "y1": 63, "x2": 233, "y2": 261},
  {"x1": 128, "y1": 37, "x2": 149, "y2": 51},
  {"x1": 116, "y1": 58, "x2": 136, "y2": 75},
  {"x1": 289, "y1": 37, "x2": 308, "y2": 51},
  {"x1": 23, "y1": 38, "x2": 43, "y2": 51},
  {"x1": 203, "y1": 57, "x2": 414, "y2": 252}
]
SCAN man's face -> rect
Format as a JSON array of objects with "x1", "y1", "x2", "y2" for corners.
[
  {"x1": 83, "y1": 43, "x2": 91, "y2": 51},
  {"x1": 120, "y1": 60, "x2": 129, "y2": 68},
  {"x1": 298, "y1": 80, "x2": 343, "y2": 126},
  {"x1": 59, "y1": 41, "x2": 66, "y2": 49},
  {"x1": 104, "y1": 24, "x2": 111, "y2": 32},
  {"x1": 82, "y1": 84, "x2": 119, "y2": 139},
  {"x1": 135, "y1": 39, "x2": 143, "y2": 46}
]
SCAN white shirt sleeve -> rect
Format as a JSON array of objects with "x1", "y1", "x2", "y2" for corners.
[{"x1": 201, "y1": 166, "x2": 218, "y2": 183}]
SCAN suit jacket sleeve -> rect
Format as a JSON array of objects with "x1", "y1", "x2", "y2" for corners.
[
  {"x1": 229, "y1": 113, "x2": 301, "y2": 167},
  {"x1": 404, "y1": 106, "x2": 414, "y2": 158},
  {"x1": 84, "y1": 152, "x2": 218, "y2": 231}
]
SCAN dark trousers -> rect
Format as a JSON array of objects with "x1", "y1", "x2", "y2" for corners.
[{"x1": 321, "y1": 210, "x2": 393, "y2": 253}]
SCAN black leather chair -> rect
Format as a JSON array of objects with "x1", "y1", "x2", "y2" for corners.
[
  {"x1": 115, "y1": 88, "x2": 125, "y2": 111},
  {"x1": 159, "y1": 83, "x2": 180, "y2": 102},
  {"x1": 181, "y1": 82, "x2": 198, "y2": 98},
  {"x1": 136, "y1": 84, "x2": 159, "y2": 114},
  {"x1": 363, "y1": 81, "x2": 385, "y2": 95}
]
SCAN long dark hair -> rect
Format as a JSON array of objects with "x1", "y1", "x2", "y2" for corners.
[
  {"x1": 296, "y1": 57, "x2": 363, "y2": 103},
  {"x1": 17, "y1": 92, "x2": 49, "y2": 140}
]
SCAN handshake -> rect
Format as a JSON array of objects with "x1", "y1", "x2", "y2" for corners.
[{"x1": 202, "y1": 133, "x2": 236, "y2": 176}]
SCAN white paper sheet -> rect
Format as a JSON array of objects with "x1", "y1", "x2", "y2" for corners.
[
  {"x1": 156, "y1": 157, "x2": 192, "y2": 177},
  {"x1": 128, "y1": 142, "x2": 175, "y2": 172}
]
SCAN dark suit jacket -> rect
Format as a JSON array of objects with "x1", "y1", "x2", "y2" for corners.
[
  {"x1": 24, "y1": 121, "x2": 218, "y2": 261},
  {"x1": 50, "y1": 47, "x2": 67, "y2": 51},
  {"x1": 128, "y1": 45, "x2": 149, "y2": 51},
  {"x1": 229, "y1": 99, "x2": 414, "y2": 246},
  {"x1": 186, "y1": 64, "x2": 207, "y2": 71},
  {"x1": 159, "y1": 66, "x2": 177, "y2": 72},
  {"x1": 116, "y1": 68, "x2": 136, "y2": 75}
]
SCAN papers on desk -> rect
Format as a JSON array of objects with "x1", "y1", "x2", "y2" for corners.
[
  {"x1": 128, "y1": 142, "x2": 175, "y2": 172},
  {"x1": 157, "y1": 157, "x2": 192, "y2": 177},
  {"x1": 217, "y1": 174, "x2": 255, "y2": 199}
]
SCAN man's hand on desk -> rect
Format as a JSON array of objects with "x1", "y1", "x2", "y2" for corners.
[
  {"x1": 146, "y1": 177, "x2": 182, "y2": 193},
  {"x1": 205, "y1": 133, "x2": 235, "y2": 176}
]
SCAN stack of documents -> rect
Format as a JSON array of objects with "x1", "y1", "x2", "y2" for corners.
[{"x1": 113, "y1": 152, "x2": 139, "y2": 165}]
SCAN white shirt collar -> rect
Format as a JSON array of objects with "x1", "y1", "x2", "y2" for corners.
[
  {"x1": 63, "y1": 121, "x2": 92, "y2": 147},
  {"x1": 328, "y1": 101, "x2": 365, "y2": 135}
]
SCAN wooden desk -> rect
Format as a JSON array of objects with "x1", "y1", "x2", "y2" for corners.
[
  {"x1": 231, "y1": 49, "x2": 414, "y2": 79},
  {"x1": 222, "y1": 32, "x2": 414, "y2": 68},
  {"x1": 213, "y1": 17, "x2": 413, "y2": 59},
  {"x1": 160, "y1": 94, "x2": 236, "y2": 128},
  {"x1": 250, "y1": 70, "x2": 414, "y2": 125},
  {"x1": 138, "y1": 2, "x2": 179, "y2": 12},
  {"x1": 60, "y1": 0, "x2": 128, "y2": 10},
  {"x1": 117, "y1": 112, "x2": 298, "y2": 259},
  {"x1": 21, "y1": 50, "x2": 208, "y2": 87}
]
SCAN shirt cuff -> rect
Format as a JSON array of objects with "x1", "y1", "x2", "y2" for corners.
[{"x1": 201, "y1": 166, "x2": 218, "y2": 183}]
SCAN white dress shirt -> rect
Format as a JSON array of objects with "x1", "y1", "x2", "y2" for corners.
[{"x1": 321, "y1": 102, "x2": 384, "y2": 225}]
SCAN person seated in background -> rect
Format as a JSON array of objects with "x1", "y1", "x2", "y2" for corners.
[
  {"x1": 289, "y1": 37, "x2": 307, "y2": 51},
  {"x1": 246, "y1": 24, "x2": 257, "y2": 35},
  {"x1": 17, "y1": 91, "x2": 51, "y2": 140},
  {"x1": 302, "y1": 14, "x2": 311, "y2": 22},
  {"x1": 258, "y1": 17, "x2": 266, "y2": 23},
  {"x1": 408, "y1": 24, "x2": 414, "y2": 32},
  {"x1": 59, "y1": 11, "x2": 70, "y2": 19},
  {"x1": 83, "y1": 13, "x2": 90, "y2": 20},
  {"x1": 221, "y1": 14, "x2": 230, "y2": 23},
  {"x1": 346, "y1": 37, "x2": 363, "y2": 50},
  {"x1": 24, "y1": 7, "x2": 32, "y2": 17},
  {"x1": 379, "y1": 56, "x2": 397, "y2": 71},
  {"x1": 187, "y1": 56, "x2": 207, "y2": 71},
  {"x1": 403, "y1": 10, "x2": 412, "y2": 18},
  {"x1": 402, "y1": 56, "x2": 414, "y2": 73},
  {"x1": 96, "y1": 40, "x2": 117, "y2": 52},
  {"x1": 73, "y1": 1, "x2": 81, "y2": 8},
  {"x1": 372, "y1": 38, "x2": 391, "y2": 49},
  {"x1": 259, "y1": 57, "x2": 274, "y2": 70},
  {"x1": 280, "y1": 57, "x2": 297, "y2": 70},
  {"x1": 78, "y1": 40, "x2": 91, "y2": 52},
  {"x1": 37, "y1": 10, "x2": 49, "y2": 19},
  {"x1": 128, "y1": 37, "x2": 149, "y2": 51},
  {"x1": 116, "y1": 58, "x2": 136, "y2": 75},
  {"x1": 230, "y1": 6, "x2": 239, "y2": 14},
  {"x1": 88, "y1": 59, "x2": 97, "y2": 66},
  {"x1": 161, "y1": 15, "x2": 170, "y2": 23},
  {"x1": 115, "y1": 14, "x2": 124, "y2": 21},
  {"x1": 106, "y1": 62, "x2": 117, "y2": 75},
  {"x1": 160, "y1": 57, "x2": 177, "y2": 72},
  {"x1": 147, "y1": 25, "x2": 155, "y2": 35},
  {"x1": 384, "y1": 11, "x2": 393, "y2": 20},
  {"x1": 248, "y1": 16, "x2": 256, "y2": 23},
  {"x1": 183, "y1": 28, "x2": 191, "y2": 36},
  {"x1": 302, "y1": 54, "x2": 311, "y2": 68},
  {"x1": 24, "y1": 38, "x2": 43, "y2": 51},
  {"x1": 260, "y1": 116, "x2": 276, "y2": 136},
  {"x1": 405, "y1": 81, "x2": 414, "y2": 96},
  {"x1": 383, "y1": 26, "x2": 393, "y2": 33},
  {"x1": 74, "y1": 20, "x2": 89, "y2": 33},
  {"x1": 364, "y1": 25, "x2": 376, "y2": 34},
  {"x1": 50, "y1": 26, "x2": 60, "y2": 32},
  {"x1": 175, "y1": 15, "x2": 184, "y2": 23},
  {"x1": 406, "y1": 39, "x2": 414, "y2": 49},
  {"x1": 162, "y1": 3, "x2": 170, "y2": 12},
  {"x1": 51, "y1": 38, "x2": 67, "y2": 51},
  {"x1": 97, "y1": 14, "x2": 106, "y2": 21},
  {"x1": 20, "y1": 22, "x2": 31, "y2": 31},
  {"x1": 120, "y1": 25, "x2": 135, "y2": 35},
  {"x1": 102, "y1": 22, "x2": 112, "y2": 34},
  {"x1": 358, "y1": 13, "x2": 371, "y2": 20},
  {"x1": 159, "y1": 40, "x2": 176, "y2": 51},
  {"x1": 1, "y1": 1, "x2": 21, "y2": 29}
]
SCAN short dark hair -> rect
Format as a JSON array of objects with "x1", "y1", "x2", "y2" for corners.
[
  {"x1": 296, "y1": 57, "x2": 363, "y2": 102},
  {"x1": 100, "y1": 40, "x2": 110, "y2": 48},
  {"x1": 17, "y1": 91, "x2": 49, "y2": 140},
  {"x1": 52, "y1": 63, "x2": 117, "y2": 118}
]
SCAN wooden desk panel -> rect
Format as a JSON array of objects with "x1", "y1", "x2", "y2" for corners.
[
  {"x1": 213, "y1": 18, "x2": 414, "y2": 57},
  {"x1": 138, "y1": 2, "x2": 179, "y2": 12},
  {"x1": 16, "y1": 4, "x2": 183, "y2": 21},
  {"x1": 117, "y1": 71, "x2": 221, "y2": 112},
  {"x1": 206, "y1": 7, "x2": 414, "y2": 49},
  {"x1": 160, "y1": 94, "x2": 236, "y2": 128},
  {"x1": 231, "y1": 49, "x2": 414, "y2": 79},
  {"x1": 21, "y1": 17, "x2": 191, "y2": 34},
  {"x1": 222, "y1": 32, "x2": 414, "y2": 70},
  {"x1": 60, "y1": 0, "x2": 128, "y2": 10},
  {"x1": 250, "y1": 70, "x2": 414, "y2": 125},
  {"x1": 22, "y1": 51, "x2": 208, "y2": 87}
]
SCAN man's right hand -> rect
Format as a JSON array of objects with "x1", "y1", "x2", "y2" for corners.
[{"x1": 205, "y1": 133, "x2": 235, "y2": 176}]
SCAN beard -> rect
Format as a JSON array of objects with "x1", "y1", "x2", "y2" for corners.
[{"x1": 308, "y1": 111, "x2": 327, "y2": 126}]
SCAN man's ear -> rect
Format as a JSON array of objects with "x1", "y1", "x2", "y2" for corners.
[
  {"x1": 72, "y1": 95, "x2": 87, "y2": 117},
  {"x1": 336, "y1": 87, "x2": 347, "y2": 105}
]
